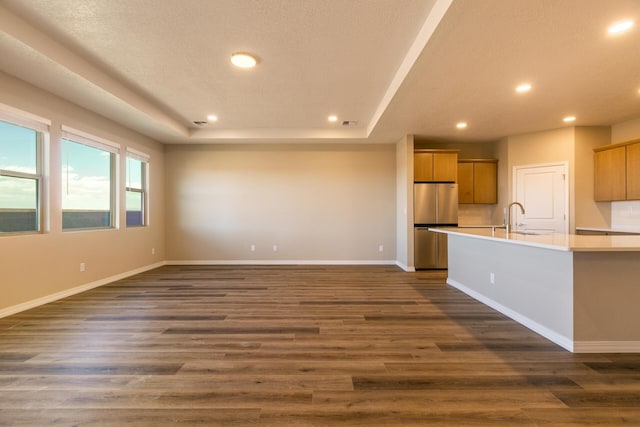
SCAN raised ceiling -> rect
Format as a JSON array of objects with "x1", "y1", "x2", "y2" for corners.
[{"x1": 0, "y1": 0, "x2": 639, "y2": 144}]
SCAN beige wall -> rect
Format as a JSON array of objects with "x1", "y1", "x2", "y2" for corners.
[
  {"x1": 612, "y1": 116, "x2": 640, "y2": 143},
  {"x1": 414, "y1": 140, "x2": 496, "y2": 159},
  {"x1": 574, "y1": 127, "x2": 611, "y2": 229},
  {"x1": 494, "y1": 138, "x2": 509, "y2": 224},
  {"x1": 164, "y1": 143, "x2": 396, "y2": 262},
  {"x1": 395, "y1": 135, "x2": 413, "y2": 270},
  {"x1": 0, "y1": 72, "x2": 165, "y2": 313}
]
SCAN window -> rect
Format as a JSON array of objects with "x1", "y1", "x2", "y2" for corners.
[
  {"x1": 61, "y1": 129, "x2": 118, "y2": 230},
  {"x1": 126, "y1": 151, "x2": 148, "y2": 227},
  {"x1": 0, "y1": 119, "x2": 44, "y2": 234}
]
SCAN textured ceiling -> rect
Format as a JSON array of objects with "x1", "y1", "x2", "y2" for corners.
[{"x1": 0, "y1": 0, "x2": 639, "y2": 144}]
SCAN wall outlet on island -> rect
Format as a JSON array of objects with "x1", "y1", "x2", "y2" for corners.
[
  {"x1": 490, "y1": 272, "x2": 495, "y2": 284},
  {"x1": 151, "y1": 247, "x2": 155, "y2": 255},
  {"x1": 250, "y1": 244, "x2": 256, "y2": 252},
  {"x1": 378, "y1": 244, "x2": 384, "y2": 252},
  {"x1": 272, "y1": 244, "x2": 278, "y2": 252},
  {"x1": 80, "y1": 262, "x2": 86, "y2": 272}
]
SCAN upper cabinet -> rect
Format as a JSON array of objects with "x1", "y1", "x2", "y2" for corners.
[
  {"x1": 457, "y1": 159, "x2": 498, "y2": 204},
  {"x1": 457, "y1": 162, "x2": 474, "y2": 202},
  {"x1": 626, "y1": 143, "x2": 640, "y2": 200},
  {"x1": 594, "y1": 139, "x2": 640, "y2": 201},
  {"x1": 414, "y1": 149, "x2": 458, "y2": 182}
]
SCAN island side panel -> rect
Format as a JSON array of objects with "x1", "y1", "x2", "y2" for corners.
[
  {"x1": 573, "y1": 251, "x2": 640, "y2": 352},
  {"x1": 447, "y1": 234, "x2": 574, "y2": 350}
]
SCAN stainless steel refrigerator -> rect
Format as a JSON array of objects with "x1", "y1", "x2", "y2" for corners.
[{"x1": 414, "y1": 183, "x2": 458, "y2": 269}]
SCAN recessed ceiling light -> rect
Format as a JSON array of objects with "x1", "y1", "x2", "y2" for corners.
[
  {"x1": 230, "y1": 52, "x2": 257, "y2": 68},
  {"x1": 328, "y1": 115, "x2": 338, "y2": 122},
  {"x1": 563, "y1": 116, "x2": 576, "y2": 123},
  {"x1": 608, "y1": 20, "x2": 634, "y2": 35},
  {"x1": 515, "y1": 83, "x2": 532, "y2": 93},
  {"x1": 456, "y1": 122, "x2": 467, "y2": 129},
  {"x1": 207, "y1": 115, "x2": 218, "y2": 122}
]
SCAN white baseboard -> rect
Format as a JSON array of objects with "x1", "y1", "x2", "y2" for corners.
[
  {"x1": 165, "y1": 259, "x2": 397, "y2": 266},
  {"x1": 395, "y1": 260, "x2": 415, "y2": 272},
  {"x1": 0, "y1": 261, "x2": 166, "y2": 319},
  {"x1": 573, "y1": 341, "x2": 640, "y2": 353},
  {"x1": 447, "y1": 278, "x2": 574, "y2": 352}
]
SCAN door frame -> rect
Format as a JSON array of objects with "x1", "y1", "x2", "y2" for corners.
[{"x1": 512, "y1": 161, "x2": 569, "y2": 234}]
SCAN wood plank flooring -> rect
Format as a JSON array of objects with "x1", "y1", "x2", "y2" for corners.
[{"x1": 1, "y1": 265, "x2": 640, "y2": 426}]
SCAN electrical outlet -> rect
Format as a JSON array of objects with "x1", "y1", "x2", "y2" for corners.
[
  {"x1": 378, "y1": 244, "x2": 384, "y2": 252},
  {"x1": 80, "y1": 263, "x2": 86, "y2": 272},
  {"x1": 151, "y1": 247, "x2": 156, "y2": 255},
  {"x1": 250, "y1": 244, "x2": 256, "y2": 252},
  {"x1": 490, "y1": 272, "x2": 495, "y2": 284},
  {"x1": 272, "y1": 244, "x2": 278, "y2": 252}
]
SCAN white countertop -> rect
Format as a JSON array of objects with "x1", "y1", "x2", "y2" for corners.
[{"x1": 431, "y1": 227, "x2": 640, "y2": 252}]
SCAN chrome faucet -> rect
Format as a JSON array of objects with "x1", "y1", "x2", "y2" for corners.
[{"x1": 506, "y1": 202, "x2": 525, "y2": 234}]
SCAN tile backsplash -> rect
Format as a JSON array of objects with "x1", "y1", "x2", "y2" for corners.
[
  {"x1": 458, "y1": 204, "x2": 500, "y2": 226},
  {"x1": 611, "y1": 201, "x2": 640, "y2": 229}
]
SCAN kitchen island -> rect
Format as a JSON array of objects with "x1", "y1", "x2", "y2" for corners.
[{"x1": 431, "y1": 227, "x2": 640, "y2": 353}]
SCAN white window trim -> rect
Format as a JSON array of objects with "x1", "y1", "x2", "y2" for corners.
[
  {"x1": 0, "y1": 103, "x2": 50, "y2": 132},
  {"x1": 61, "y1": 129, "x2": 119, "y2": 230},
  {"x1": 125, "y1": 150, "x2": 149, "y2": 227},
  {"x1": 126, "y1": 147, "x2": 150, "y2": 162},
  {"x1": 61, "y1": 125, "x2": 120, "y2": 154},
  {"x1": 0, "y1": 108, "x2": 48, "y2": 235}
]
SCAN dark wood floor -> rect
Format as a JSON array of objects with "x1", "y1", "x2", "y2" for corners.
[{"x1": 1, "y1": 265, "x2": 640, "y2": 426}]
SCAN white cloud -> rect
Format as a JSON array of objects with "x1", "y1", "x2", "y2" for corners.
[
  {"x1": 0, "y1": 177, "x2": 36, "y2": 209},
  {"x1": 63, "y1": 172, "x2": 111, "y2": 210}
]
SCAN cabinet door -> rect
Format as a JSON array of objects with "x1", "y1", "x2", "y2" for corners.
[
  {"x1": 414, "y1": 228, "x2": 437, "y2": 269},
  {"x1": 626, "y1": 143, "x2": 640, "y2": 200},
  {"x1": 457, "y1": 162, "x2": 474, "y2": 203},
  {"x1": 474, "y1": 162, "x2": 497, "y2": 204},
  {"x1": 433, "y1": 153, "x2": 458, "y2": 182},
  {"x1": 594, "y1": 147, "x2": 626, "y2": 201},
  {"x1": 414, "y1": 152, "x2": 433, "y2": 181},
  {"x1": 437, "y1": 232, "x2": 448, "y2": 269}
]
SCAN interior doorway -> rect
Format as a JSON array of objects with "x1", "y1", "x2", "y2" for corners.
[{"x1": 513, "y1": 162, "x2": 568, "y2": 233}]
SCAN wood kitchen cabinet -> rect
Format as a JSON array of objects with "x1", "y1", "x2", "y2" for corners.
[
  {"x1": 414, "y1": 149, "x2": 458, "y2": 182},
  {"x1": 457, "y1": 162, "x2": 474, "y2": 203},
  {"x1": 414, "y1": 151, "x2": 433, "y2": 182},
  {"x1": 457, "y1": 159, "x2": 498, "y2": 204},
  {"x1": 594, "y1": 146, "x2": 626, "y2": 201},
  {"x1": 593, "y1": 139, "x2": 640, "y2": 201},
  {"x1": 626, "y1": 142, "x2": 640, "y2": 200}
]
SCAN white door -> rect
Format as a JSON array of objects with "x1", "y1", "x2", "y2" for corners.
[{"x1": 513, "y1": 163, "x2": 568, "y2": 233}]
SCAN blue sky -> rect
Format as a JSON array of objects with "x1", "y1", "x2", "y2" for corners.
[
  {"x1": 0, "y1": 121, "x2": 37, "y2": 209},
  {"x1": 0, "y1": 121, "x2": 37, "y2": 174},
  {"x1": 1, "y1": 120, "x2": 142, "y2": 211}
]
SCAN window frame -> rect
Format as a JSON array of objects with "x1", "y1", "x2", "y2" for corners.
[
  {"x1": 61, "y1": 126, "x2": 120, "y2": 232},
  {"x1": 0, "y1": 108, "x2": 49, "y2": 236},
  {"x1": 125, "y1": 149, "x2": 149, "y2": 227}
]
